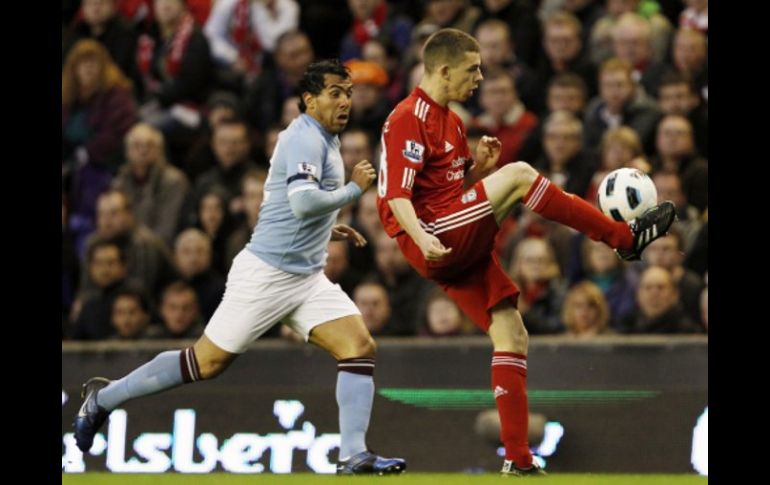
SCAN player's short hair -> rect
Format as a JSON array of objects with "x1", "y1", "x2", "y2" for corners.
[
  {"x1": 422, "y1": 28, "x2": 480, "y2": 74},
  {"x1": 297, "y1": 59, "x2": 351, "y2": 113}
]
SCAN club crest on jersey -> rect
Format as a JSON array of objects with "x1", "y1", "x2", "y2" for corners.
[
  {"x1": 461, "y1": 189, "x2": 477, "y2": 204},
  {"x1": 297, "y1": 162, "x2": 318, "y2": 176},
  {"x1": 402, "y1": 140, "x2": 425, "y2": 163}
]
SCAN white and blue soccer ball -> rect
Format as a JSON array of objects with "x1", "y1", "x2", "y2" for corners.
[{"x1": 597, "y1": 168, "x2": 658, "y2": 222}]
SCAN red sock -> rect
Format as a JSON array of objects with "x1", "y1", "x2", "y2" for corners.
[
  {"x1": 523, "y1": 175, "x2": 633, "y2": 249},
  {"x1": 492, "y1": 351, "x2": 532, "y2": 467}
]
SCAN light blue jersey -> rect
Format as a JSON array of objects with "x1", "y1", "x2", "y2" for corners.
[{"x1": 247, "y1": 114, "x2": 361, "y2": 274}]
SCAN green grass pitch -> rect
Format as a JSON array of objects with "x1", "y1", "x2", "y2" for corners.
[{"x1": 62, "y1": 473, "x2": 708, "y2": 484}]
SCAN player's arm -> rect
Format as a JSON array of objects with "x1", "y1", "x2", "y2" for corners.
[
  {"x1": 463, "y1": 135, "x2": 502, "y2": 190},
  {"x1": 388, "y1": 198, "x2": 451, "y2": 261},
  {"x1": 380, "y1": 114, "x2": 451, "y2": 261},
  {"x1": 285, "y1": 136, "x2": 375, "y2": 219},
  {"x1": 288, "y1": 159, "x2": 375, "y2": 219}
]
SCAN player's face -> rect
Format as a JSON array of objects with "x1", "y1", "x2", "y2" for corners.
[
  {"x1": 447, "y1": 52, "x2": 483, "y2": 102},
  {"x1": 307, "y1": 74, "x2": 354, "y2": 134}
]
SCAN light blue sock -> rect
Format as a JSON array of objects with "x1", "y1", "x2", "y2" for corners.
[
  {"x1": 98, "y1": 350, "x2": 191, "y2": 411},
  {"x1": 336, "y1": 358, "x2": 375, "y2": 460}
]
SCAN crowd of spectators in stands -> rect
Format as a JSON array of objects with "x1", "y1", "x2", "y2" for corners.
[{"x1": 62, "y1": 0, "x2": 708, "y2": 341}]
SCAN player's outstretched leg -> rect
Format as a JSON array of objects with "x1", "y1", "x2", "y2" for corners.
[
  {"x1": 74, "y1": 337, "x2": 235, "y2": 453},
  {"x1": 521, "y1": 172, "x2": 675, "y2": 259}
]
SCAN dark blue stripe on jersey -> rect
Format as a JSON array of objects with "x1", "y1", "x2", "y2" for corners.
[{"x1": 287, "y1": 173, "x2": 320, "y2": 185}]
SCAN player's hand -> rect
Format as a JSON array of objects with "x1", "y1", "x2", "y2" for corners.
[
  {"x1": 473, "y1": 135, "x2": 502, "y2": 173},
  {"x1": 351, "y1": 159, "x2": 376, "y2": 191},
  {"x1": 417, "y1": 232, "x2": 452, "y2": 261},
  {"x1": 331, "y1": 224, "x2": 367, "y2": 247}
]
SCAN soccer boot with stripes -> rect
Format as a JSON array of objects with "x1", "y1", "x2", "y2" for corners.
[
  {"x1": 501, "y1": 459, "x2": 547, "y2": 476},
  {"x1": 617, "y1": 201, "x2": 676, "y2": 261}
]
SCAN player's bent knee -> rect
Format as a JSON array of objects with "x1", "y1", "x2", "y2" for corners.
[
  {"x1": 341, "y1": 333, "x2": 376, "y2": 359},
  {"x1": 506, "y1": 161, "x2": 538, "y2": 186},
  {"x1": 512, "y1": 326, "x2": 529, "y2": 352},
  {"x1": 354, "y1": 334, "x2": 377, "y2": 358},
  {"x1": 196, "y1": 356, "x2": 230, "y2": 380}
]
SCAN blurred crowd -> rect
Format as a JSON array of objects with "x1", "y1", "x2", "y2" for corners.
[{"x1": 62, "y1": 0, "x2": 708, "y2": 341}]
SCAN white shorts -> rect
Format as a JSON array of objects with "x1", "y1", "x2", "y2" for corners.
[{"x1": 204, "y1": 249, "x2": 360, "y2": 353}]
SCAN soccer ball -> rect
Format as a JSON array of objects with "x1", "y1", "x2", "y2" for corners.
[{"x1": 596, "y1": 168, "x2": 658, "y2": 222}]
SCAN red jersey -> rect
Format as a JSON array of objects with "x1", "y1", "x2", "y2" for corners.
[{"x1": 377, "y1": 87, "x2": 474, "y2": 237}]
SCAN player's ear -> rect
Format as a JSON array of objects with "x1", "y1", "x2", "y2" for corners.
[
  {"x1": 302, "y1": 91, "x2": 315, "y2": 112},
  {"x1": 439, "y1": 64, "x2": 451, "y2": 80}
]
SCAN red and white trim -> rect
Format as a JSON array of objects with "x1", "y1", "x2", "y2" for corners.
[
  {"x1": 414, "y1": 98, "x2": 430, "y2": 122},
  {"x1": 401, "y1": 167, "x2": 416, "y2": 190},
  {"x1": 524, "y1": 177, "x2": 551, "y2": 212},
  {"x1": 180, "y1": 347, "x2": 201, "y2": 383},
  {"x1": 418, "y1": 201, "x2": 493, "y2": 235},
  {"x1": 338, "y1": 357, "x2": 376, "y2": 376},
  {"x1": 491, "y1": 355, "x2": 528, "y2": 372}
]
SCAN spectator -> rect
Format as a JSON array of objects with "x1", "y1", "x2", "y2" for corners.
[
  {"x1": 110, "y1": 287, "x2": 155, "y2": 339},
  {"x1": 204, "y1": 0, "x2": 300, "y2": 90},
  {"x1": 156, "y1": 281, "x2": 206, "y2": 338},
  {"x1": 560, "y1": 281, "x2": 612, "y2": 337},
  {"x1": 473, "y1": 68, "x2": 538, "y2": 167},
  {"x1": 225, "y1": 167, "x2": 268, "y2": 268},
  {"x1": 112, "y1": 123, "x2": 190, "y2": 246},
  {"x1": 245, "y1": 30, "x2": 314, "y2": 130},
  {"x1": 519, "y1": 73, "x2": 587, "y2": 162},
  {"x1": 656, "y1": 72, "x2": 707, "y2": 158},
  {"x1": 325, "y1": 240, "x2": 364, "y2": 297},
  {"x1": 345, "y1": 60, "x2": 393, "y2": 142},
  {"x1": 81, "y1": 190, "x2": 178, "y2": 299},
  {"x1": 63, "y1": 0, "x2": 139, "y2": 87},
  {"x1": 63, "y1": 39, "x2": 138, "y2": 252},
  {"x1": 71, "y1": 240, "x2": 134, "y2": 340},
  {"x1": 508, "y1": 237, "x2": 567, "y2": 334},
  {"x1": 583, "y1": 57, "x2": 661, "y2": 154},
  {"x1": 421, "y1": 288, "x2": 478, "y2": 337},
  {"x1": 173, "y1": 228, "x2": 225, "y2": 321},
  {"x1": 530, "y1": 10, "x2": 596, "y2": 114},
  {"x1": 136, "y1": 0, "x2": 213, "y2": 153},
  {"x1": 640, "y1": 228, "x2": 704, "y2": 323},
  {"x1": 617, "y1": 266, "x2": 702, "y2": 334},
  {"x1": 589, "y1": 0, "x2": 672, "y2": 66},
  {"x1": 339, "y1": 0, "x2": 413, "y2": 61},
  {"x1": 474, "y1": 0, "x2": 542, "y2": 67},
  {"x1": 650, "y1": 114, "x2": 707, "y2": 213},
  {"x1": 534, "y1": 111, "x2": 597, "y2": 198},
  {"x1": 353, "y1": 279, "x2": 392, "y2": 335}
]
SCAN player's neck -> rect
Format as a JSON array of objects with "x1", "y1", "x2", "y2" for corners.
[{"x1": 418, "y1": 78, "x2": 449, "y2": 107}]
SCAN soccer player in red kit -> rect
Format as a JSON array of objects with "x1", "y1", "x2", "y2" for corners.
[{"x1": 377, "y1": 28, "x2": 676, "y2": 476}]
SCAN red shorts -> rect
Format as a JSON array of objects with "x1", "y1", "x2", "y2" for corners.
[{"x1": 396, "y1": 182, "x2": 520, "y2": 331}]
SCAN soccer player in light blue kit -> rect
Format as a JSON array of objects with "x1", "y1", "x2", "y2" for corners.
[{"x1": 74, "y1": 60, "x2": 406, "y2": 475}]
